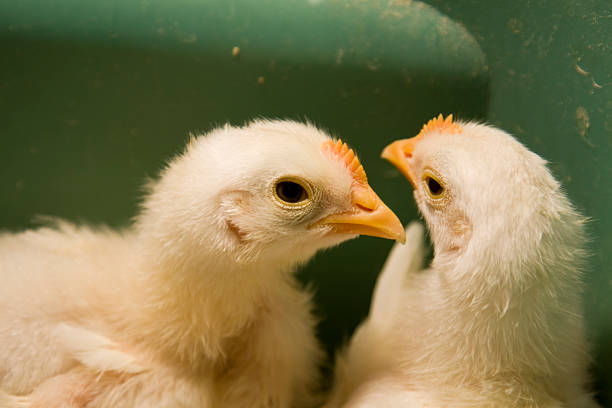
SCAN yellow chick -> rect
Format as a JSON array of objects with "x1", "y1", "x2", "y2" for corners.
[{"x1": 0, "y1": 120, "x2": 404, "y2": 408}]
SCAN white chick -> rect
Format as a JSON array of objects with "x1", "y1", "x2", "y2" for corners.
[
  {"x1": 0, "y1": 120, "x2": 405, "y2": 408},
  {"x1": 325, "y1": 115, "x2": 600, "y2": 408}
]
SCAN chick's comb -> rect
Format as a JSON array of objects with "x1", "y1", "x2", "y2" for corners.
[
  {"x1": 322, "y1": 139, "x2": 368, "y2": 184},
  {"x1": 416, "y1": 114, "x2": 462, "y2": 138}
]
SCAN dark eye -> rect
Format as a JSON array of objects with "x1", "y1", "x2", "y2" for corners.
[
  {"x1": 424, "y1": 175, "x2": 444, "y2": 198},
  {"x1": 275, "y1": 181, "x2": 309, "y2": 204}
]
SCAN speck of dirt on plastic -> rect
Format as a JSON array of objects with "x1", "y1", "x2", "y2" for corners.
[
  {"x1": 576, "y1": 106, "x2": 594, "y2": 148},
  {"x1": 575, "y1": 64, "x2": 589, "y2": 76},
  {"x1": 336, "y1": 48, "x2": 345, "y2": 65},
  {"x1": 575, "y1": 63, "x2": 603, "y2": 90}
]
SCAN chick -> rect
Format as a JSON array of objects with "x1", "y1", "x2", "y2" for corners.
[
  {"x1": 325, "y1": 115, "x2": 600, "y2": 407},
  {"x1": 0, "y1": 120, "x2": 405, "y2": 408}
]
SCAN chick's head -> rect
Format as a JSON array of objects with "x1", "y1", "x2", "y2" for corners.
[
  {"x1": 382, "y1": 115, "x2": 573, "y2": 262},
  {"x1": 139, "y1": 120, "x2": 404, "y2": 267}
]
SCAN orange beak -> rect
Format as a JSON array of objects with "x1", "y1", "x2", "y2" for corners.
[
  {"x1": 382, "y1": 114, "x2": 462, "y2": 187},
  {"x1": 312, "y1": 183, "x2": 406, "y2": 243},
  {"x1": 381, "y1": 137, "x2": 421, "y2": 189}
]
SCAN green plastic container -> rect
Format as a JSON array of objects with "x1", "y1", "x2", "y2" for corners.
[{"x1": 1, "y1": 0, "x2": 608, "y2": 403}]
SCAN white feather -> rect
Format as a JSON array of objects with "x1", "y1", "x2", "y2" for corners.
[
  {"x1": 325, "y1": 222, "x2": 425, "y2": 408},
  {"x1": 369, "y1": 221, "x2": 425, "y2": 331},
  {"x1": 0, "y1": 392, "x2": 30, "y2": 408},
  {"x1": 53, "y1": 324, "x2": 147, "y2": 375}
]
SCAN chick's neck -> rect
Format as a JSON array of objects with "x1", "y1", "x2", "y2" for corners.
[
  {"x1": 120, "y1": 239, "x2": 295, "y2": 372},
  {"x1": 410, "y1": 223, "x2": 586, "y2": 390}
]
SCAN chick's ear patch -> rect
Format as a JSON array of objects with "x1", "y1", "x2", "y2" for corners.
[
  {"x1": 218, "y1": 191, "x2": 267, "y2": 263},
  {"x1": 219, "y1": 190, "x2": 252, "y2": 242},
  {"x1": 226, "y1": 219, "x2": 247, "y2": 242},
  {"x1": 425, "y1": 204, "x2": 472, "y2": 253},
  {"x1": 449, "y1": 213, "x2": 472, "y2": 251}
]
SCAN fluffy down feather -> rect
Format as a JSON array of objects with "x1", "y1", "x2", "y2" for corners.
[
  {"x1": 0, "y1": 120, "x2": 404, "y2": 408},
  {"x1": 325, "y1": 117, "x2": 600, "y2": 408}
]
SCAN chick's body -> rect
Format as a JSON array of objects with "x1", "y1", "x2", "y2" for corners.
[
  {"x1": 0, "y1": 120, "x2": 404, "y2": 408},
  {"x1": 326, "y1": 117, "x2": 600, "y2": 408},
  {"x1": 0, "y1": 225, "x2": 317, "y2": 408}
]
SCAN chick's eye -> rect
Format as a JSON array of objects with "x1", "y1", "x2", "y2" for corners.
[
  {"x1": 275, "y1": 181, "x2": 309, "y2": 204},
  {"x1": 424, "y1": 175, "x2": 444, "y2": 198}
]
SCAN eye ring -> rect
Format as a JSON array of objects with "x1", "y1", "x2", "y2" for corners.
[
  {"x1": 422, "y1": 170, "x2": 445, "y2": 199},
  {"x1": 272, "y1": 177, "x2": 313, "y2": 208}
]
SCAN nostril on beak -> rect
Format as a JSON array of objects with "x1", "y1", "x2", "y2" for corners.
[
  {"x1": 355, "y1": 202, "x2": 375, "y2": 212},
  {"x1": 402, "y1": 141, "x2": 418, "y2": 159},
  {"x1": 352, "y1": 187, "x2": 379, "y2": 212}
]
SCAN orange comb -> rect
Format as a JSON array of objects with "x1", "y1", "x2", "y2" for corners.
[
  {"x1": 322, "y1": 139, "x2": 368, "y2": 185},
  {"x1": 416, "y1": 114, "x2": 462, "y2": 138}
]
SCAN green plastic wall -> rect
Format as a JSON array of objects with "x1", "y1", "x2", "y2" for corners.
[{"x1": 1, "y1": 0, "x2": 608, "y2": 402}]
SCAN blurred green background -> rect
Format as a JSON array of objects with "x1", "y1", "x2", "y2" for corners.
[{"x1": 0, "y1": 0, "x2": 609, "y2": 403}]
